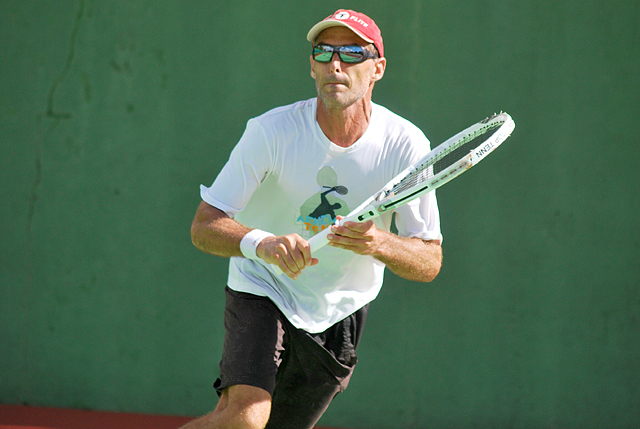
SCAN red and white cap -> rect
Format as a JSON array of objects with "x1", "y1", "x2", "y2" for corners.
[{"x1": 307, "y1": 9, "x2": 384, "y2": 58}]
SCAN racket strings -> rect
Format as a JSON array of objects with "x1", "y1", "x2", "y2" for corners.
[
  {"x1": 389, "y1": 122, "x2": 503, "y2": 196},
  {"x1": 389, "y1": 164, "x2": 433, "y2": 196},
  {"x1": 433, "y1": 123, "x2": 500, "y2": 174}
]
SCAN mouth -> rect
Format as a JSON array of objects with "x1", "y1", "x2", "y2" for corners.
[
  {"x1": 324, "y1": 80, "x2": 349, "y2": 88},
  {"x1": 323, "y1": 72, "x2": 349, "y2": 85}
]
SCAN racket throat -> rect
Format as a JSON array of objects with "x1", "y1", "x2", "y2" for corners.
[{"x1": 356, "y1": 210, "x2": 378, "y2": 221}]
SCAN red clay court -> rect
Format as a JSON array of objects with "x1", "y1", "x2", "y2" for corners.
[{"x1": 0, "y1": 404, "x2": 344, "y2": 429}]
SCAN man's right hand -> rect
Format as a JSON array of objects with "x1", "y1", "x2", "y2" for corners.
[{"x1": 256, "y1": 234, "x2": 318, "y2": 279}]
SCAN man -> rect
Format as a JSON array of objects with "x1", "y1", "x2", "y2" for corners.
[{"x1": 184, "y1": 9, "x2": 443, "y2": 429}]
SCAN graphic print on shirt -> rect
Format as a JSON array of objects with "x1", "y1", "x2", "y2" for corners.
[{"x1": 296, "y1": 166, "x2": 350, "y2": 237}]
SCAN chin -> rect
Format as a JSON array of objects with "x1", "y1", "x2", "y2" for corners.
[{"x1": 319, "y1": 92, "x2": 361, "y2": 110}]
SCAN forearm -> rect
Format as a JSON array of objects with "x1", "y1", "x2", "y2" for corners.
[
  {"x1": 190, "y1": 201, "x2": 249, "y2": 258},
  {"x1": 373, "y1": 232, "x2": 442, "y2": 282},
  {"x1": 327, "y1": 219, "x2": 442, "y2": 282},
  {"x1": 190, "y1": 201, "x2": 318, "y2": 279}
]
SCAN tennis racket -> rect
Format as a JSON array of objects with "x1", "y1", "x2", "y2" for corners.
[
  {"x1": 307, "y1": 111, "x2": 515, "y2": 252},
  {"x1": 272, "y1": 112, "x2": 515, "y2": 274}
]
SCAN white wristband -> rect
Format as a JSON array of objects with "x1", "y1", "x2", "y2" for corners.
[{"x1": 240, "y1": 229, "x2": 275, "y2": 261}]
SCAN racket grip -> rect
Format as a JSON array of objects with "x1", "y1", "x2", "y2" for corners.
[
  {"x1": 271, "y1": 226, "x2": 333, "y2": 275},
  {"x1": 307, "y1": 210, "x2": 367, "y2": 253},
  {"x1": 307, "y1": 226, "x2": 332, "y2": 253}
]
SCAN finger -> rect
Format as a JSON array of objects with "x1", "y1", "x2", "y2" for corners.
[
  {"x1": 330, "y1": 223, "x2": 371, "y2": 240},
  {"x1": 264, "y1": 235, "x2": 319, "y2": 278},
  {"x1": 279, "y1": 249, "x2": 302, "y2": 277},
  {"x1": 291, "y1": 241, "x2": 310, "y2": 270},
  {"x1": 328, "y1": 231, "x2": 361, "y2": 248},
  {"x1": 342, "y1": 219, "x2": 374, "y2": 233},
  {"x1": 328, "y1": 223, "x2": 376, "y2": 254},
  {"x1": 282, "y1": 263, "x2": 300, "y2": 279},
  {"x1": 262, "y1": 239, "x2": 297, "y2": 277},
  {"x1": 296, "y1": 239, "x2": 318, "y2": 267},
  {"x1": 280, "y1": 237, "x2": 310, "y2": 272},
  {"x1": 281, "y1": 236, "x2": 311, "y2": 276},
  {"x1": 327, "y1": 233, "x2": 348, "y2": 247},
  {"x1": 276, "y1": 256, "x2": 300, "y2": 279},
  {"x1": 274, "y1": 248, "x2": 317, "y2": 278}
]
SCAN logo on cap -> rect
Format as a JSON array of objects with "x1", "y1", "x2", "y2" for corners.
[{"x1": 335, "y1": 11, "x2": 350, "y2": 20}]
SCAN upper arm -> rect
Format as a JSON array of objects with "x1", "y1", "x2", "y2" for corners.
[
  {"x1": 192, "y1": 201, "x2": 229, "y2": 231},
  {"x1": 191, "y1": 202, "x2": 227, "y2": 245},
  {"x1": 190, "y1": 201, "x2": 251, "y2": 258},
  {"x1": 393, "y1": 193, "x2": 443, "y2": 244},
  {"x1": 199, "y1": 120, "x2": 273, "y2": 218}
]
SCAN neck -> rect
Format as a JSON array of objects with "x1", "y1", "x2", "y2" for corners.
[{"x1": 316, "y1": 97, "x2": 372, "y2": 148}]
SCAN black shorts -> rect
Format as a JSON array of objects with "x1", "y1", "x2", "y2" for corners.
[{"x1": 214, "y1": 286, "x2": 368, "y2": 429}]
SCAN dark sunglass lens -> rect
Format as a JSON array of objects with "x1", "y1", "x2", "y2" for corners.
[
  {"x1": 338, "y1": 46, "x2": 366, "y2": 63},
  {"x1": 313, "y1": 45, "x2": 334, "y2": 63},
  {"x1": 339, "y1": 52, "x2": 364, "y2": 63},
  {"x1": 314, "y1": 52, "x2": 333, "y2": 62}
]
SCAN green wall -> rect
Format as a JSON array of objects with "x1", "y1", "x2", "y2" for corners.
[{"x1": 1, "y1": 1, "x2": 639, "y2": 428}]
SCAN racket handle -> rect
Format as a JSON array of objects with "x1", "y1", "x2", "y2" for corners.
[
  {"x1": 307, "y1": 226, "x2": 332, "y2": 253},
  {"x1": 271, "y1": 211, "x2": 369, "y2": 274},
  {"x1": 307, "y1": 209, "x2": 368, "y2": 253},
  {"x1": 271, "y1": 227, "x2": 332, "y2": 275}
]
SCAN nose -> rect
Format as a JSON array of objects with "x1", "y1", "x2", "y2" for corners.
[{"x1": 329, "y1": 52, "x2": 343, "y2": 71}]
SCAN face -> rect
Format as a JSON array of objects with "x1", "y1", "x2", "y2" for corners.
[{"x1": 310, "y1": 27, "x2": 385, "y2": 110}]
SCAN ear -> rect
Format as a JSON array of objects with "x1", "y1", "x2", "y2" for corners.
[
  {"x1": 371, "y1": 57, "x2": 386, "y2": 82},
  {"x1": 310, "y1": 56, "x2": 316, "y2": 79}
]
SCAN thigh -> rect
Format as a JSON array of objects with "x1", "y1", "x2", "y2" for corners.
[
  {"x1": 266, "y1": 304, "x2": 369, "y2": 429},
  {"x1": 214, "y1": 287, "x2": 285, "y2": 396}
]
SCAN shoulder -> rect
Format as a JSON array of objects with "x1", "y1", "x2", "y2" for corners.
[
  {"x1": 371, "y1": 103, "x2": 431, "y2": 161},
  {"x1": 238, "y1": 99, "x2": 317, "y2": 152},
  {"x1": 251, "y1": 98, "x2": 316, "y2": 125},
  {"x1": 372, "y1": 102, "x2": 427, "y2": 140}
]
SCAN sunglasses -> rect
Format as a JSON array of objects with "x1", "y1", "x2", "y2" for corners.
[{"x1": 312, "y1": 44, "x2": 379, "y2": 64}]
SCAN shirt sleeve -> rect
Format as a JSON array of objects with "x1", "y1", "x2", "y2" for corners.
[
  {"x1": 200, "y1": 119, "x2": 272, "y2": 218},
  {"x1": 391, "y1": 128, "x2": 443, "y2": 244},
  {"x1": 393, "y1": 190, "x2": 443, "y2": 243}
]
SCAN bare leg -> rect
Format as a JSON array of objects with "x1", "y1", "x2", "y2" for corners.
[{"x1": 179, "y1": 385, "x2": 271, "y2": 429}]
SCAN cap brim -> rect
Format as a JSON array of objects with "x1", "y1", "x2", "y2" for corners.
[{"x1": 306, "y1": 21, "x2": 374, "y2": 44}]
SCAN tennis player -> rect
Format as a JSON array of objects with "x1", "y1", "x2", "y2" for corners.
[{"x1": 183, "y1": 9, "x2": 443, "y2": 429}]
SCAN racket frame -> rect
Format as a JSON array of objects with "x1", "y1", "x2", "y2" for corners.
[{"x1": 306, "y1": 112, "x2": 515, "y2": 253}]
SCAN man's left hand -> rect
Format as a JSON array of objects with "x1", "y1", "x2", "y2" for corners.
[{"x1": 327, "y1": 219, "x2": 385, "y2": 255}]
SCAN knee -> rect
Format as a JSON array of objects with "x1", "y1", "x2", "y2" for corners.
[{"x1": 216, "y1": 384, "x2": 272, "y2": 429}]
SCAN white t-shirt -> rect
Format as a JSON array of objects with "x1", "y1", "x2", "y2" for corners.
[{"x1": 200, "y1": 98, "x2": 442, "y2": 333}]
